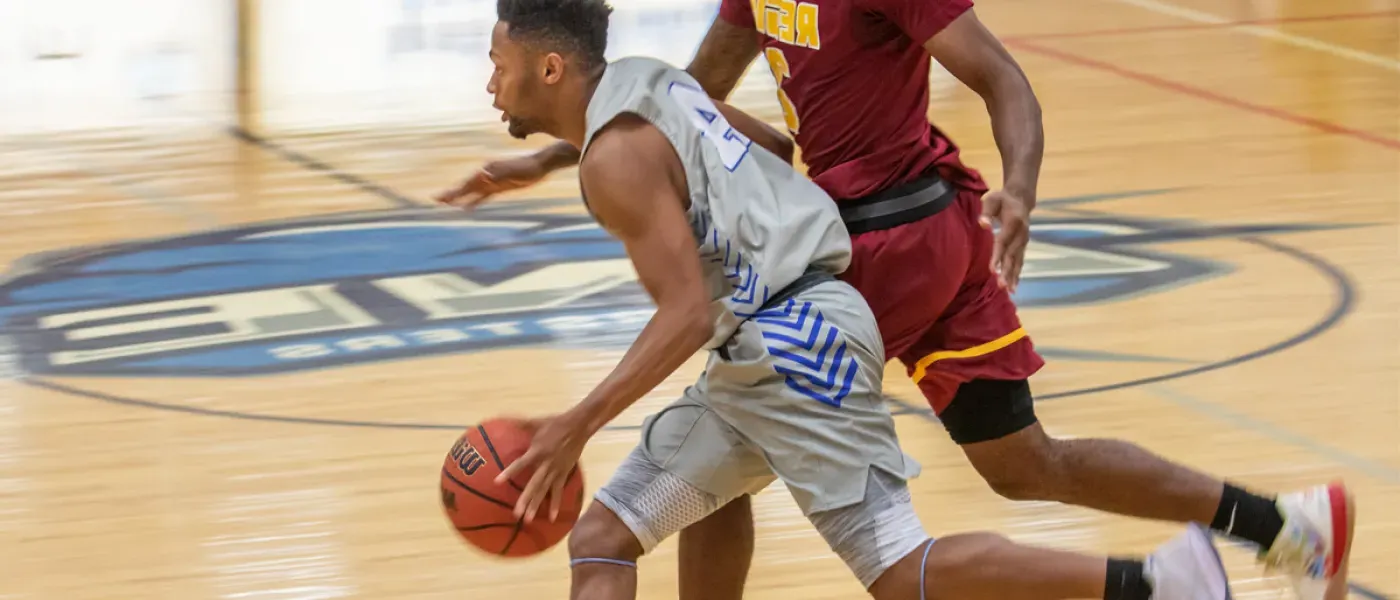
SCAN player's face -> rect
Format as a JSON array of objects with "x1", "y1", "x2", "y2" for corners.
[{"x1": 488, "y1": 22, "x2": 548, "y2": 140}]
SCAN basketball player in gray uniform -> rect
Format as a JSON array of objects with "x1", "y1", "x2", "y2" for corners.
[{"x1": 463, "y1": 0, "x2": 1233, "y2": 598}]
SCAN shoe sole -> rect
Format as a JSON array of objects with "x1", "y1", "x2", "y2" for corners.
[{"x1": 1323, "y1": 481, "x2": 1355, "y2": 600}]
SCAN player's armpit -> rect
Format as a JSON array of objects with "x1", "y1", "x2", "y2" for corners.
[
  {"x1": 714, "y1": 99, "x2": 794, "y2": 164},
  {"x1": 686, "y1": 16, "x2": 760, "y2": 101},
  {"x1": 572, "y1": 117, "x2": 715, "y2": 433}
]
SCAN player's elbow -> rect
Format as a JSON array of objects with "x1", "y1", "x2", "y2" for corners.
[
  {"x1": 768, "y1": 134, "x2": 796, "y2": 165},
  {"x1": 749, "y1": 133, "x2": 794, "y2": 165},
  {"x1": 983, "y1": 65, "x2": 1040, "y2": 113},
  {"x1": 681, "y1": 307, "x2": 715, "y2": 347},
  {"x1": 664, "y1": 296, "x2": 715, "y2": 348}
]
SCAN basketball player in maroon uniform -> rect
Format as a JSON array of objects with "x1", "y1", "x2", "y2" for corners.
[{"x1": 439, "y1": 1, "x2": 1353, "y2": 598}]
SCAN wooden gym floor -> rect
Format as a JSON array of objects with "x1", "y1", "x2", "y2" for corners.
[{"x1": 0, "y1": 0, "x2": 1396, "y2": 598}]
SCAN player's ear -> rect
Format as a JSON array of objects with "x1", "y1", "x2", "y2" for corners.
[{"x1": 542, "y1": 53, "x2": 566, "y2": 84}]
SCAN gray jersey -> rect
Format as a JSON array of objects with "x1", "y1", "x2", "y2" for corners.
[
  {"x1": 581, "y1": 62, "x2": 924, "y2": 587},
  {"x1": 581, "y1": 57, "x2": 852, "y2": 349}
]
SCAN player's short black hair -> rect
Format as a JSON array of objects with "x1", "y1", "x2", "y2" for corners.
[{"x1": 497, "y1": 0, "x2": 612, "y2": 70}]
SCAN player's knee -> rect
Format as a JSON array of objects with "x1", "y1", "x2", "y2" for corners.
[
  {"x1": 568, "y1": 502, "x2": 644, "y2": 563},
  {"x1": 868, "y1": 533, "x2": 1014, "y2": 600},
  {"x1": 960, "y1": 423, "x2": 1062, "y2": 501},
  {"x1": 979, "y1": 463, "x2": 1050, "y2": 501},
  {"x1": 979, "y1": 441, "x2": 1074, "y2": 501}
]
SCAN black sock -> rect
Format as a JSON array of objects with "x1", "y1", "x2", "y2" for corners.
[
  {"x1": 1210, "y1": 483, "x2": 1285, "y2": 550},
  {"x1": 1104, "y1": 558, "x2": 1151, "y2": 600}
]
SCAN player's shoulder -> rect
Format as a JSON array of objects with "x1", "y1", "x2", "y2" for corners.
[
  {"x1": 582, "y1": 116, "x2": 669, "y2": 176},
  {"x1": 606, "y1": 56, "x2": 675, "y2": 77},
  {"x1": 603, "y1": 56, "x2": 697, "y2": 88}
]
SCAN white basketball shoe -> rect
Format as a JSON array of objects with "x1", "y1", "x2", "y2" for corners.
[
  {"x1": 1145, "y1": 522, "x2": 1233, "y2": 600},
  {"x1": 1262, "y1": 482, "x2": 1355, "y2": 600}
]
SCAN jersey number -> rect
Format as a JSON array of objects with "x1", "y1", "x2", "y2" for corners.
[
  {"x1": 764, "y1": 48, "x2": 800, "y2": 134},
  {"x1": 667, "y1": 81, "x2": 753, "y2": 171}
]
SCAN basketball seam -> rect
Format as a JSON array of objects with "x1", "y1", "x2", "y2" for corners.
[
  {"x1": 456, "y1": 523, "x2": 520, "y2": 532},
  {"x1": 441, "y1": 467, "x2": 515, "y2": 510},
  {"x1": 477, "y1": 425, "x2": 527, "y2": 494},
  {"x1": 499, "y1": 519, "x2": 526, "y2": 555}
]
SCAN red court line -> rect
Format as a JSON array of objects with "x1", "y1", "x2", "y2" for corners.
[
  {"x1": 1004, "y1": 38, "x2": 1400, "y2": 151},
  {"x1": 1008, "y1": 10, "x2": 1400, "y2": 41}
]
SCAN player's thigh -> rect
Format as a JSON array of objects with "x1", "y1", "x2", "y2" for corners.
[
  {"x1": 806, "y1": 467, "x2": 931, "y2": 590},
  {"x1": 593, "y1": 391, "x2": 775, "y2": 554},
  {"x1": 894, "y1": 193, "x2": 1044, "y2": 424},
  {"x1": 711, "y1": 280, "x2": 920, "y2": 514}
]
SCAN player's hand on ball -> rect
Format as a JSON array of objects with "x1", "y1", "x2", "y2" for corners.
[
  {"x1": 979, "y1": 189, "x2": 1033, "y2": 293},
  {"x1": 435, "y1": 155, "x2": 549, "y2": 211},
  {"x1": 496, "y1": 411, "x2": 590, "y2": 523}
]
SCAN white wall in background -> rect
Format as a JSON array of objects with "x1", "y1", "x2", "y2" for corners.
[
  {"x1": 255, "y1": 0, "x2": 778, "y2": 133},
  {"x1": 0, "y1": 0, "x2": 235, "y2": 135}
]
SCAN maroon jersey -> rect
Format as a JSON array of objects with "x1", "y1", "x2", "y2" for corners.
[{"x1": 718, "y1": 0, "x2": 985, "y2": 200}]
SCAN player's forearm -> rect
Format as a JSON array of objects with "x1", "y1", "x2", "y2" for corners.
[
  {"x1": 533, "y1": 141, "x2": 583, "y2": 173},
  {"x1": 574, "y1": 305, "x2": 714, "y2": 434},
  {"x1": 985, "y1": 75, "x2": 1044, "y2": 205}
]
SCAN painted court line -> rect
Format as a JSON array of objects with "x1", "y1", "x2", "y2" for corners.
[
  {"x1": 1104, "y1": 0, "x2": 1400, "y2": 72},
  {"x1": 1010, "y1": 10, "x2": 1400, "y2": 41},
  {"x1": 1003, "y1": 38, "x2": 1400, "y2": 151},
  {"x1": 1148, "y1": 385, "x2": 1400, "y2": 484}
]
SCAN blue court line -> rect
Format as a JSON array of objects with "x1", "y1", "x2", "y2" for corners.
[{"x1": 1036, "y1": 187, "x2": 1188, "y2": 208}]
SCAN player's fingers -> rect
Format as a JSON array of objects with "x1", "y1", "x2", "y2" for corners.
[
  {"x1": 1006, "y1": 257, "x2": 1024, "y2": 292},
  {"x1": 496, "y1": 448, "x2": 537, "y2": 485},
  {"x1": 989, "y1": 234, "x2": 1006, "y2": 278},
  {"x1": 548, "y1": 474, "x2": 566, "y2": 522},
  {"x1": 457, "y1": 191, "x2": 490, "y2": 210},
  {"x1": 514, "y1": 465, "x2": 546, "y2": 520},
  {"x1": 1008, "y1": 230, "x2": 1030, "y2": 291},
  {"x1": 979, "y1": 194, "x2": 1002, "y2": 230},
  {"x1": 521, "y1": 464, "x2": 554, "y2": 523},
  {"x1": 1003, "y1": 245, "x2": 1024, "y2": 293},
  {"x1": 434, "y1": 186, "x2": 466, "y2": 205}
]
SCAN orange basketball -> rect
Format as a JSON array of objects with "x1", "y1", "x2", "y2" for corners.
[{"x1": 439, "y1": 418, "x2": 586, "y2": 557}]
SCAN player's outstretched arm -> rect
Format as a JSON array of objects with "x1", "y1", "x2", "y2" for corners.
[{"x1": 573, "y1": 115, "x2": 715, "y2": 433}]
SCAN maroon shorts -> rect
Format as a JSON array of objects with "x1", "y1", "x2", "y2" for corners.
[{"x1": 837, "y1": 186, "x2": 1045, "y2": 414}]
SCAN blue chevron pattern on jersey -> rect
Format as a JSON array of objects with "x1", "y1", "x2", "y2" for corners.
[
  {"x1": 753, "y1": 298, "x2": 859, "y2": 407},
  {"x1": 694, "y1": 213, "x2": 770, "y2": 317}
]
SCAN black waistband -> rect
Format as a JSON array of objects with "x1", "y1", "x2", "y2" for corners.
[
  {"x1": 760, "y1": 268, "x2": 836, "y2": 311},
  {"x1": 838, "y1": 174, "x2": 956, "y2": 234}
]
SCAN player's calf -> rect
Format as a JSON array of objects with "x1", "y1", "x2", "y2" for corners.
[
  {"x1": 818, "y1": 469, "x2": 1234, "y2": 600},
  {"x1": 946, "y1": 378, "x2": 1354, "y2": 598},
  {"x1": 568, "y1": 503, "x2": 644, "y2": 600}
]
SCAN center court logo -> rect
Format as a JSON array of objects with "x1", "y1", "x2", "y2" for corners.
[{"x1": 0, "y1": 201, "x2": 1223, "y2": 378}]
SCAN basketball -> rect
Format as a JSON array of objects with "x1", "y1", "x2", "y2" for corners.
[{"x1": 440, "y1": 418, "x2": 586, "y2": 557}]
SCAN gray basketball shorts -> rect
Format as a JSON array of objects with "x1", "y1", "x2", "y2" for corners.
[{"x1": 592, "y1": 280, "x2": 929, "y2": 587}]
